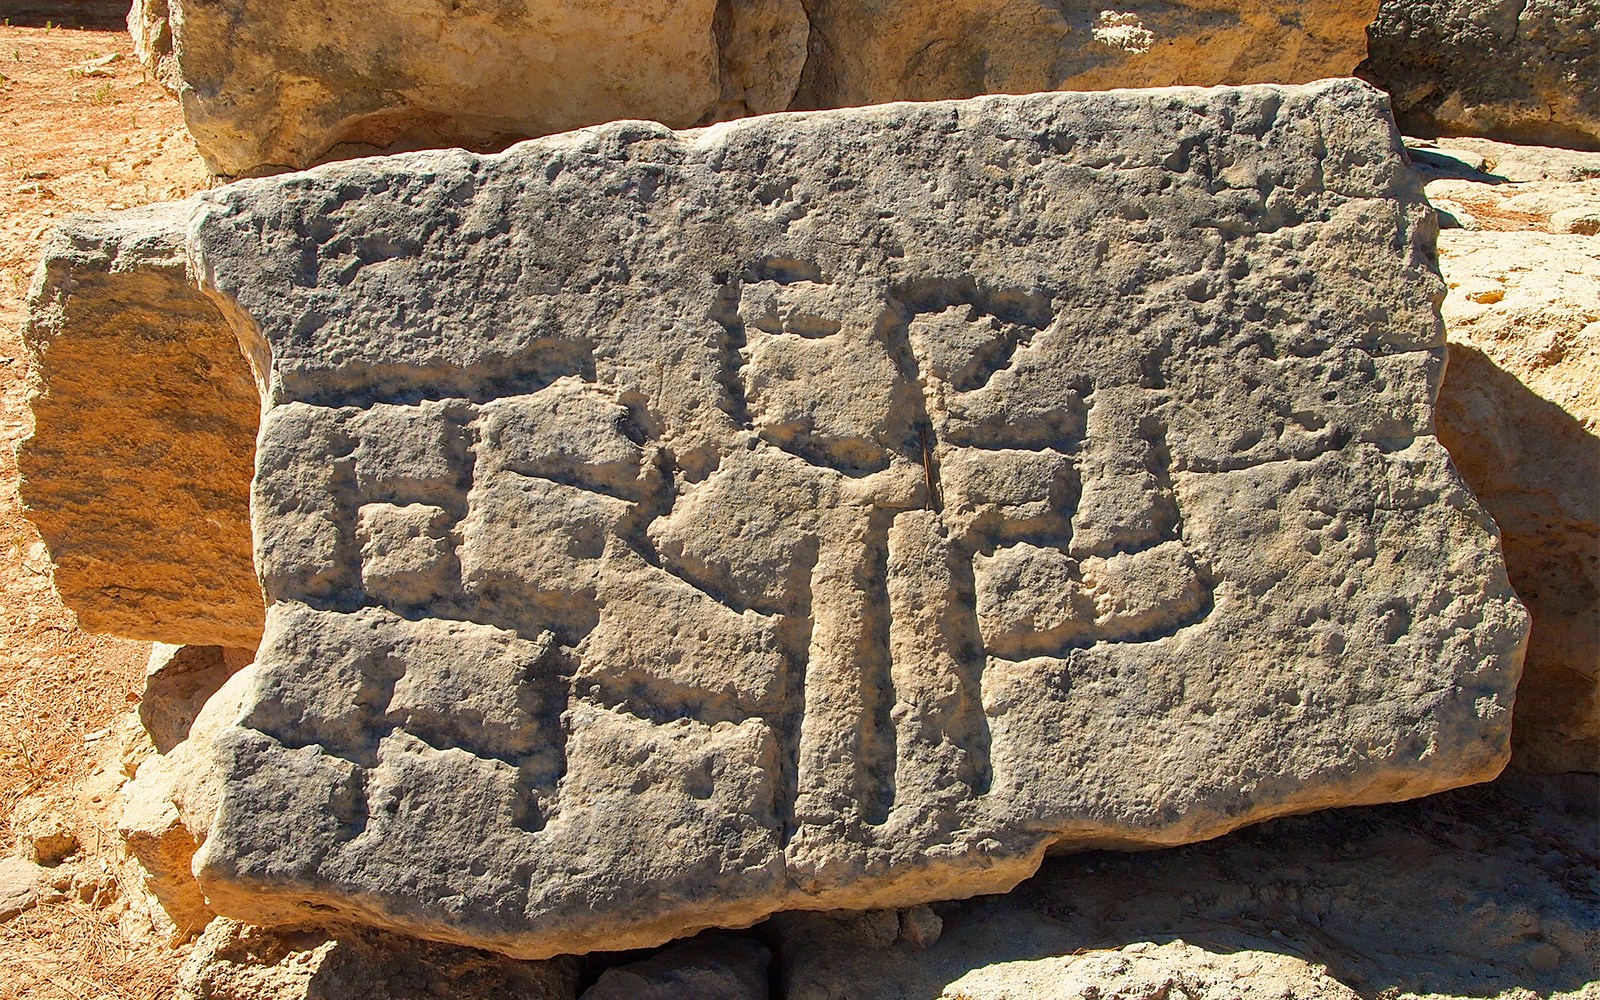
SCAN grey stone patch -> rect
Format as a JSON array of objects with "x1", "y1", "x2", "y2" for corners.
[{"x1": 33, "y1": 81, "x2": 1527, "y2": 959}]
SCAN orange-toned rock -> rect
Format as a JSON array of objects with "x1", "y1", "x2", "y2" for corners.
[
  {"x1": 1434, "y1": 228, "x2": 1600, "y2": 776},
  {"x1": 19, "y1": 204, "x2": 264, "y2": 648}
]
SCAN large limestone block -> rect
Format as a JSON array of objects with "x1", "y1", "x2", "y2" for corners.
[
  {"x1": 1360, "y1": 0, "x2": 1600, "y2": 150},
  {"x1": 32, "y1": 81, "x2": 1525, "y2": 957},
  {"x1": 127, "y1": 0, "x2": 1376, "y2": 177},
  {"x1": 128, "y1": 0, "x2": 810, "y2": 177},
  {"x1": 19, "y1": 205, "x2": 264, "y2": 648}
]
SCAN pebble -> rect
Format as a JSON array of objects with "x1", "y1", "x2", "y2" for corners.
[{"x1": 1528, "y1": 943, "x2": 1563, "y2": 973}]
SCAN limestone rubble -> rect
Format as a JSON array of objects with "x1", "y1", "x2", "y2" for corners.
[{"x1": 1420, "y1": 158, "x2": 1600, "y2": 776}]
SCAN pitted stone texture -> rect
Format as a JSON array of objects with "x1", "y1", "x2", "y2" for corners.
[
  {"x1": 43, "y1": 81, "x2": 1524, "y2": 958},
  {"x1": 127, "y1": 0, "x2": 1375, "y2": 177},
  {"x1": 1360, "y1": 0, "x2": 1600, "y2": 150}
]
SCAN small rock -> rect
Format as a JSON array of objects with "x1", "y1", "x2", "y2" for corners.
[
  {"x1": 1528, "y1": 943, "x2": 1563, "y2": 973},
  {"x1": 898, "y1": 905, "x2": 943, "y2": 949},
  {"x1": 16, "y1": 807, "x2": 77, "y2": 866},
  {"x1": 0, "y1": 857, "x2": 45, "y2": 922},
  {"x1": 141, "y1": 644, "x2": 252, "y2": 753},
  {"x1": 1430, "y1": 198, "x2": 1480, "y2": 231}
]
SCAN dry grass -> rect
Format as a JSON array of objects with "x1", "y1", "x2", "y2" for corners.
[
  {"x1": 2, "y1": 900, "x2": 174, "y2": 1000},
  {"x1": 1447, "y1": 193, "x2": 1556, "y2": 231}
]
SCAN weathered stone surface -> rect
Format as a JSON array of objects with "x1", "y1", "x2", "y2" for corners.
[
  {"x1": 142, "y1": 643, "x2": 255, "y2": 754},
  {"x1": 580, "y1": 933, "x2": 771, "y2": 1000},
  {"x1": 32, "y1": 81, "x2": 1525, "y2": 957},
  {"x1": 122, "y1": 664, "x2": 258, "y2": 940},
  {"x1": 127, "y1": 0, "x2": 807, "y2": 177},
  {"x1": 790, "y1": 0, "x2": 1379, "y2": 111},
  {"x1": 1431, "y1": 226, "x2": 1600, "y2": 776},
  {"x1": 177, "y1": 919, "x2": 580, "y2": 1000},
  {"x1": 1360, "y1": 0, "x2": 1600, "y2": 150},
  {"x1": 0, "y1": 857, "x2": 45, "y2": 923},
  {"x1": 11, "y1": 801, "x2": 77, "y2": 867},
  {"x1": 127, "y1": 0, "x2": 1377, "y2": 177},
  {"x1": 19, "y1": 204, "x2": 264, "y2": 648}
]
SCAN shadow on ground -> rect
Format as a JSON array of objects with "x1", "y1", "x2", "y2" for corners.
[
  {"x1": 779, "y1": 782, "x2": 1599, "y2": 998},
  {"x1": 3, "y1": 1, "x2": 129, "y2": 30}
]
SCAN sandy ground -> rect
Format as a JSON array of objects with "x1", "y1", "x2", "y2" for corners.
[{"x1": 1, "y1": 7, "x2": 206, "y2": 998}]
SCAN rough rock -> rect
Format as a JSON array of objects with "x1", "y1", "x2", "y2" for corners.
[
  {"x1": 127, "y1": 0, "x2": 180, "y2": 90},
  {"x1": 1422, "y1": 178, "x2": 1600, "y2": 237},
  {"x1": 774, "y1": 785, "x2": 1600, "y2": 999},
  {"x1": 126, "y1": 0, "x2": 1377, "y2": 177},
  {"x1": 19, "y1": 203, "x2": 264, "y2": 648},
  {"x1": 0, "y1": 857, "x2": 45, "y2": 923},
  {"x1": 26, "y1": 82, "x2": 1527, "y2": 957},
  {"x1": 177, "y1": 919, "x2": 580, "y2": 1000},
  {"x1": 1433, "y1": 228, "x2": 1600, "y2": 776},
  {"x1": 1551, "y1": 206, "x2": 1600, "y2": 236},
  {"x1": 11, "y1": 801, "x2": 77, "y2": 866},
  {"x1": 580, "y1": 933, "x2": 770, "y2": 1000},
  {"x1": 142, "y1": 643, "x2": 255, "y2": 754},
  {"x1": 1361, "y1": 0, "x2": 1600, "y2": 150},
  {"x1": 122, "y1": 664, "x2": 258, "y2": 939}
]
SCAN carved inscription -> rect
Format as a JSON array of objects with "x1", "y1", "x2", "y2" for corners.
[{"x1": 251, "y1": 263, "x2": 1217, "y2": 853}]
